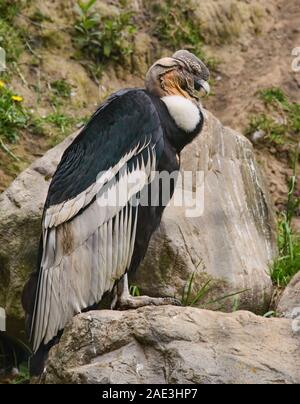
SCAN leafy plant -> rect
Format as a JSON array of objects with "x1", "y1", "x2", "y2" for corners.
[
  {"x1": 0, "y1": 80, "x2": 30, "y2": 158},
  {"x1": 74, "y1": 0, "x2": 137, "y2": 68},
  {"x1": 130, "y1": 285, "x2": 141, "y2": 297},
  {"x1": 272, "y1": 148, "x2": 300, "y2": 287}
]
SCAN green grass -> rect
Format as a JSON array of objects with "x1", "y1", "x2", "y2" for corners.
[
  {"x1": 259, "y1": 88, "x2": 288, "y2": 106},
  {"x1": 271, "y1": 150, "x2": 300, "y2": 287},
  {"x1": 181, "y1": 272, "x2": 247, "y2": 309},
  {"x1": 246, "y1": 87, "x2": 300, "y2": 145},
  {"x1": 129, "y1": 285, "x2": 141, "y2": 297},
  {"x1": 246, "y1": 88, "x2": 300, "y2": 286},
  {"x1": 74, "y1": 0, "x2": 137, "y2": 70},
  {"x1": 272, "y1": 235, "x2": 300, "y2": 287},
  {"x1": 0, "y1": 19, "x2": 23, "y2": 64},
  {"x1": 0, "y1": 81, "x2": 29, "y2": 154},
  {"x1": 246, "y1": 114, "x2": 286, "y2": 144},
  {"x1": 49, "y1": 80, "x2": 73, "y2": 107},
  {"x1": 151, "y1": 0, "x2": 217, "y2": 70},
  {"x1": 0, "y1": 0, "x2": 23, "y2": 23},
  {"x1": 10, "y1": 363, "x2": 30, "y2": 384},
  {"x1": 0, "y1": 80, "x2": 79, "y2": 157},
  {"x1": 43, "y1": 112, "x2": 75, "y2": 134},
  {"x1": 51, "y1": 80, "x2": 72, "y2": 99}
]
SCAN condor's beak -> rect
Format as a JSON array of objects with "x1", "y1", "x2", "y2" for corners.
[{"x1": 194, "y1": 78, "x2": 210, "y2": 96}]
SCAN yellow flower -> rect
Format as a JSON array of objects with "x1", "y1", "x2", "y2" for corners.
[
  {"x1": 0, "y1": 80, "x2": 5, "y2": 88},
  {"x1": 11, "y1": 95, "x2": 23, "y2": 102}
]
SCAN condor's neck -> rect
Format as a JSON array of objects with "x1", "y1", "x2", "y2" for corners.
[{"x1": 150, "y1": 94, "x2": 204, "y2": 153}]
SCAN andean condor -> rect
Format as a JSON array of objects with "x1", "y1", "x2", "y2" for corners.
[{"x1": 22, "y1": 50, "x2": 210, "y2": 376}]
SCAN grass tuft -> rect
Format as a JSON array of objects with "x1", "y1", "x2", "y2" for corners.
[
  {"x1": 181, "y1": 272, "x2": 247, "y2": 309},
  {"x1": 0, "y1": 80, "x2": 29, "y2": 145},
  {"x1": 246, "y1": 87, "x2": 300, "y2": 145},
  {"x1": 271, "y1": 149, "x2": 300, "y2": 287},
  {"x1": 151, "y1": 0, "x2": 217, "y2": 70}
]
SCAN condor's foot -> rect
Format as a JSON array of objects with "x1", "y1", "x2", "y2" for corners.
[{"x1": 111, "y1": 274, "x2": 181, "y2": 310}]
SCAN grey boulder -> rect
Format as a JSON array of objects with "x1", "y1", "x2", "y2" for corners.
[
  {"x1": 41, "y1": 306, "x2": 300, "y2": 384},
  {"x1": 132, "y1": 111, "x2": 277, "y2": 313},
  {"x1": 277, "y1": 272, "x2": 300, "y2": 319}
]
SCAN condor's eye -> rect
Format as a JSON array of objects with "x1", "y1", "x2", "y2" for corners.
[{"x1": 194, "y1": 79, "x2": 202, "y2": 91}]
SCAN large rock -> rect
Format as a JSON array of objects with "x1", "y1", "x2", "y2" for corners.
[
  {"x1": 277, "y1": 272, "x2": 300, "y2": 319},
  {"x1": 132, "y1": 111, "x2": 277, "y2": 313},
  {"x1": 41, "y1": 306, "x2": 300, "y2": 384},
  {"x1": 0, "y1": 111, "x2": 276, "y2": 341}
]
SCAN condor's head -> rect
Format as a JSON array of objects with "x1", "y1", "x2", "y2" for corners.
[{"x1": 145, "y1": 50, "x2": 210, "y2": 101}]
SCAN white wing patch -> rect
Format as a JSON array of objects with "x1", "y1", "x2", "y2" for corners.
[
  {"x1": 31, "y1": 143, "x2": 156, "y2": 352},
  {"x1": 44, "y1": 140, "x2": 151, "y2": 229}
]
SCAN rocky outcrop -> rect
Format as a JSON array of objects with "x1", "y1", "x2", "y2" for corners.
[
  {"x1": 277, "y1": 272, "x2": 300, "y2": 319},
  {"x1": 0, "y1": 111, "x2": 276, "y2": 341},
  {"x1": 41, "y1": 306, "x2": 300, "y2": 384}
]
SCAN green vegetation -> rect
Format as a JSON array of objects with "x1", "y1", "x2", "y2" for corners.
[
  {"x1": 10, "y1": 364, "x2": 30, "y2": 384},
  {"x1": 0, "y1": 19, "x2": 23, "y2": 64},
  {"x1": 272, "y1": 149, "x2": 300, "y2": 287},
  {"x1": 74, "y1": 0, "x2": 137, "y2": 70},
  {"x1": 246, "y1": 88, "x2": 300, "y2": 287},
  {"x1": 0, "y1": 80, "x2": 29, "y2": 158},
  {"x1": 246, "y1": 114, "x2": 286, "y2": 144},
  {"x1": 0, "y1": 79, "x2": 78, "y2": 158},
  {"x1": 0, "y1": 0, "x2": 23, "y2": 23},
  {"x1": 51, "y1": 80, "x2": 72, "y2": 99},
  {"x1": 0, "y1": 334, "x2": 31, "y2": 384},
  {"x1": 44, "y1": 112, "x2": 75, "y2": 134},
  {"x1": 151, "y1": 0, "x2": 217, "y2": 70},
  {"x1": 246, "y1": 87, "x2": 300, "y2": 145},
  {"x1": 129, "y1": 285, "x2": 141, "y2": 297},
  {"x1": 152, "y1": 1, "x2": 203, "y2": 58},
  {"x1": 259, "y1": 87, "x2": 288, "y2": 105},
  {"x1": 181, "y1": 272, "x2": 247, "y2": 309}
]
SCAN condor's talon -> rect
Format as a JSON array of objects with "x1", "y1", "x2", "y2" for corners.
[{"x1": 114, "y1": 274, "x2": 182, "y2": 310}]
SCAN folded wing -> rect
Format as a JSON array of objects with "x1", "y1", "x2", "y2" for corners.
[{"x1": 30, "y1": 90, "x2": 164, "y2": 352}]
